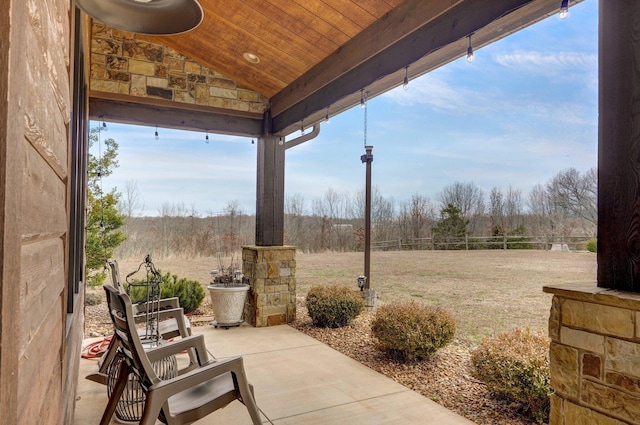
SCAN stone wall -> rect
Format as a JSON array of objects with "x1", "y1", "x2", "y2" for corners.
[
  {"x1": 544, "y1": 283, "x2": 640, "y2": 425},
  {"x1": 89, "y1": 22, "x2": 268, "y2": 114},
  {"x1": 242, "y1": 246, "x2": 296, "y2": 327}
]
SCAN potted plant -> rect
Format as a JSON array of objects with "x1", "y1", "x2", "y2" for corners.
[{"x1": 207, "y1": 254, "x2": 250, "y2": 328}]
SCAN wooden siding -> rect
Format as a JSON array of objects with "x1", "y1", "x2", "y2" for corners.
[{"x1": 1, "y1": 0, "x2": 81, "y2": 424}]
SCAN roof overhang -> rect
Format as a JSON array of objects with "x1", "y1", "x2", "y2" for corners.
[{"x1": 86, "y1": 0, "x2": 579, "y2": 138}]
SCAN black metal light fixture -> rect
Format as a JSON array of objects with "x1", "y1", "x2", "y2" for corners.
[
  {"x1": 402, "y1": 66, "x2": 409, "y2": 90},
  {"x1": 466, "y1": 34, "x2": 475, "y2": 63},
  {"x1": 75, "y1": 0, "x2": 203, "y2": 35},
  {"x1": 559, "y1": 0, "x2": 569, "y2": 19}
]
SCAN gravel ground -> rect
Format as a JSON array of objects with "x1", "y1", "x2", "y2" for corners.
[{"x1": 84, "y1": 292, "x2": 537, "y2": 425}]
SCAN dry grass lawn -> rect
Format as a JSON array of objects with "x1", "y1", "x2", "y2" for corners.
[
  {"x1": 108, "y1": 250, "x2": 596, "y2": 424},
  {"x1": 117, "y1": 249, "x2": 596, "y2": 343}
]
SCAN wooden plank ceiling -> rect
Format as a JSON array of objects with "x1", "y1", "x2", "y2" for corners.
[{"x1": 88, "y1": 0, "x2": 577, "y2": 137}]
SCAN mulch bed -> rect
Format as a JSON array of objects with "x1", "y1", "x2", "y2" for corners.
[{"x1": 84, "y1": 293, "x2": 538, "y2": 425}]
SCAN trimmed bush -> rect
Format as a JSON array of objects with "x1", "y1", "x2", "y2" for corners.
[
  {"x1": 371, "y1": 301, "x2": 456, "y2": 361},
  {"x1": 471, "y1": 328, "x2": 552, "y2": 423},
  {"x1": 306, "y1": 285, "x2": 364, "y2": 328},
  {"x1": 586, "y1": 238, "x2": 597, "y2": 253},
  {"x1": 85, "y1": 292, "x2": 103, "y2": 306},
  {"x1": 128, "y1": 271, "x2": 205, "y2": 314}
]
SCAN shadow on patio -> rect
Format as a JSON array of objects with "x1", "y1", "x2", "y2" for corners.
[{"x1": 76, "y1": 324, "x2": 475, "y2": 424}]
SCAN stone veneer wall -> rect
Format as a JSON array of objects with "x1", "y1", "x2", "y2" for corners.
[
  {"x1": 544, "y1": 283, "x2": 640, "y2": 425},
  {"x1": 89, "y1": 22, "x2": 268, "y2": 113},
  {"x1": 242, "y1": 246, "x2": 296, "y2": 327}
]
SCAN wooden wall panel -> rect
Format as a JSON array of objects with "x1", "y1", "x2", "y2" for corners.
[
  {"x1": 26, "y1": 0, "x2": 71, "y2": 122},
  {"x1": 2, "y1": 0, "x2": 75, "y2": 423},
  {"x1": 19, "y1": 239, "x2": 65, "y2": 355},
  {"x1": 21, "y1": 144, "x2": 67, "y2": 240},
  {"x1": 23, "y1": 19, "x2": 68, "y2": 179},
  {"x1": 1, "y1": 0, "x2": 28, "y2": 421},
  {"x1": 16, "y1": 297, "x2": 63, "y2": 424}
]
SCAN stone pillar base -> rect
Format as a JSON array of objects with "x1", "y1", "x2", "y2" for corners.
[
  {"x1": 242, "y1": 246, "x2": 296, "y2": 327},
  {"x1": 543, "y1": 283, "x2": 640, "y2": 425}
]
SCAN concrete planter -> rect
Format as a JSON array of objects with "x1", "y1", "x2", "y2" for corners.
[{"x1": 207, "y1": 284, "x2": 250, "y2": 328}]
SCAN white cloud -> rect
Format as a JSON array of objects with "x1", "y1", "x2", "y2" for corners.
[{"x1": 495, "y1": 51, "x2": 595, "y2": 71}]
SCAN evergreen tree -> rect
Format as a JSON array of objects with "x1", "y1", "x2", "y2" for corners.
[
  {"x1": 86, "y1": 127, "x2": 126, "y2": 286},
  {"x1": 432, "y1": 204, "x2": 468, "y2": 250}
]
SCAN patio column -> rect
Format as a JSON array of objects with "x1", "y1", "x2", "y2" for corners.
[
  {"x1": 597, "y1": 0, "x2": 640, "y2": 291},
  {"x1": 544, "y1": 3, "x2": 640, "y2": 424},
  {"x1": 255, "y1": 133, "x2": 285, "y2": 246}
]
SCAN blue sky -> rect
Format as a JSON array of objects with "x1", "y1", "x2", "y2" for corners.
[{"x1": 95, "y1": 0, "x2": 597, "y2": 217}]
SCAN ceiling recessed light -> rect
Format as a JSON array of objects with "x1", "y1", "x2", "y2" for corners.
[{"x1": 243, "y1": 53, "x2": 260, "y2": 64}]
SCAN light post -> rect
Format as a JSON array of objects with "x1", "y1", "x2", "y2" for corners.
[{"x1": 360, "y1": 145, "x2": 376, "y2": 308}]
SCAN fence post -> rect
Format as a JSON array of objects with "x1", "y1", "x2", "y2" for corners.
[
  {"x1": 503, "y1": 234, "x2": 507, "y2": 250},
  {"x1": 465, "y1": 234, "x2": 469, "y2": 250}
]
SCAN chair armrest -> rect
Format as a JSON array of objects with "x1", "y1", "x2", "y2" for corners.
[
  {"x1": 132, "y1": 307, "x2": 185, "y2": 322},
  {"x1": 146, "y1": 334, "x2": 209, "y2": 365},
  {"x1": 132, "y1": 297, "x2": 180, "y2": 315},
  {"x1": 149, "y1": 356, "x2": 244, "y2": 396}
]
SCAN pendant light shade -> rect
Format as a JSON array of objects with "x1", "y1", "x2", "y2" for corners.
[{"x1": 75, "y1": 0, "x2": 203, "y2": 35}]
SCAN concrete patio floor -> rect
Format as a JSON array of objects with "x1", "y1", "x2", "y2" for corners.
[{"x1": 75, "y1": 323, "x2": 475, "y2": 424}]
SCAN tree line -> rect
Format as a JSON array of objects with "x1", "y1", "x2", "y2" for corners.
[
  {"x1": 113, "y1": 167, "x2": 596, "y2": 257},
  {"x1": 88, "y1": 125, "x2": 596, "y2": 279}
]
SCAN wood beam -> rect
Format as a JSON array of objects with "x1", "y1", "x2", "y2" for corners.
[
  {"x1": 597, "y1": 0, "x2": 640, "y2": 291},
  {"x1": 270, "y1": 0, "x2": 463, "y2": 118},
  {"x1": 255, "y1": 134, "x2": 285, "y2": 246},
  {"x1": 270, "y1": 0, "x2": 565, "y2": 135},
  {"x1": 88, "y1": 92, "x2": 263, "y2": 137}
]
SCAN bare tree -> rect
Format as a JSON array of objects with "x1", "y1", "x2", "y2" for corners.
[
  {"x1": 546, "y1": 167, "x2": 597, "y2": 232},
  {"x1": 398, "y1": 193, "x2": 435, "y2": 244},
  {"x1": 285, "y1": 193, "x2": 308, "y2": 249},
  {"x1": 489, "y1": 187, "x2": 505, "y2": 231},
  {"x1": 119, "y1": 179, "x2": 145, "y2": 218},
  {"x1": 504, "y1": 186, "x2": 524, "y2": 232},
  {"x1": 437, "y1": 181, "x2": 486, "y2": 234}
]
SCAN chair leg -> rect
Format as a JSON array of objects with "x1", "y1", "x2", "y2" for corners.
[
  {"x1": 97, "y1": 337, "x2": 119, "y2": 376},
  {"x1": 138, "y1": 391, "x2": 166, "y2": 425},
  {"x1": 233, "y1": 371, "x2": 262, "y2": 425},
  {"x1": 100, "y1": 360, "x2": 130, "y2": 425}
]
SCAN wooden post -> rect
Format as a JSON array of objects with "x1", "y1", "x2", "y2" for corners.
[
  {"x1": 597, "y1": 0, "x2": 640, "y2": 291},
  {"x1": 255, "y1": 134, "x2": 285, "y2": 246},
  {"x1": 503, "y1": 234, "x2": 507, "y2": 250}
]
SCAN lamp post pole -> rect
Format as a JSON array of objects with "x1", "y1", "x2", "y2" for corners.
[{"x1": 361, "y1": 145, "x2": 373, "y2": 290}]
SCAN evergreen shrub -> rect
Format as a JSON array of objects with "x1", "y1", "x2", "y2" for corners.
[
  {"x1": 128, "y1": 271, "x2": 205, "y2": 314},
  {"x1": 371, "y1": 301, "x2": 456, "y2": 361},
  {"x1": 586, "y1": 238, "x2": 597, "y2": 253},
  {"x1": 471, "y1": 328, "x2": 552, "y2": 423},
  {"x1": 306, "y1": 285, "x2": 364, "y2": 328}
]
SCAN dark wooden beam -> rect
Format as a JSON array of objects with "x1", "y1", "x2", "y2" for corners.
[
  {"x1": 270, "y1": 0, "x2": 463, "y2": 118},
  {"x1": 255, "y1": 134, "x2": 285, "y2": 246},
  {"x1": 270, "y1": 0, "x2": 567, "y2": 135},
  {"x1": 89, "y1": 93, "x2": 263, "y2": 137},
  {"x1": 597, "y1": 0, "x2": 640, "y2": 291}
]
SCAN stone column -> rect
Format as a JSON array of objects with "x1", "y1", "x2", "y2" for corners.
[
  {"x1": 544, "y1": 284, "x2": 640, "y2": 425},
  {"x1": 242, "y1": 245, "x2": 296, "y2": 327}
]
